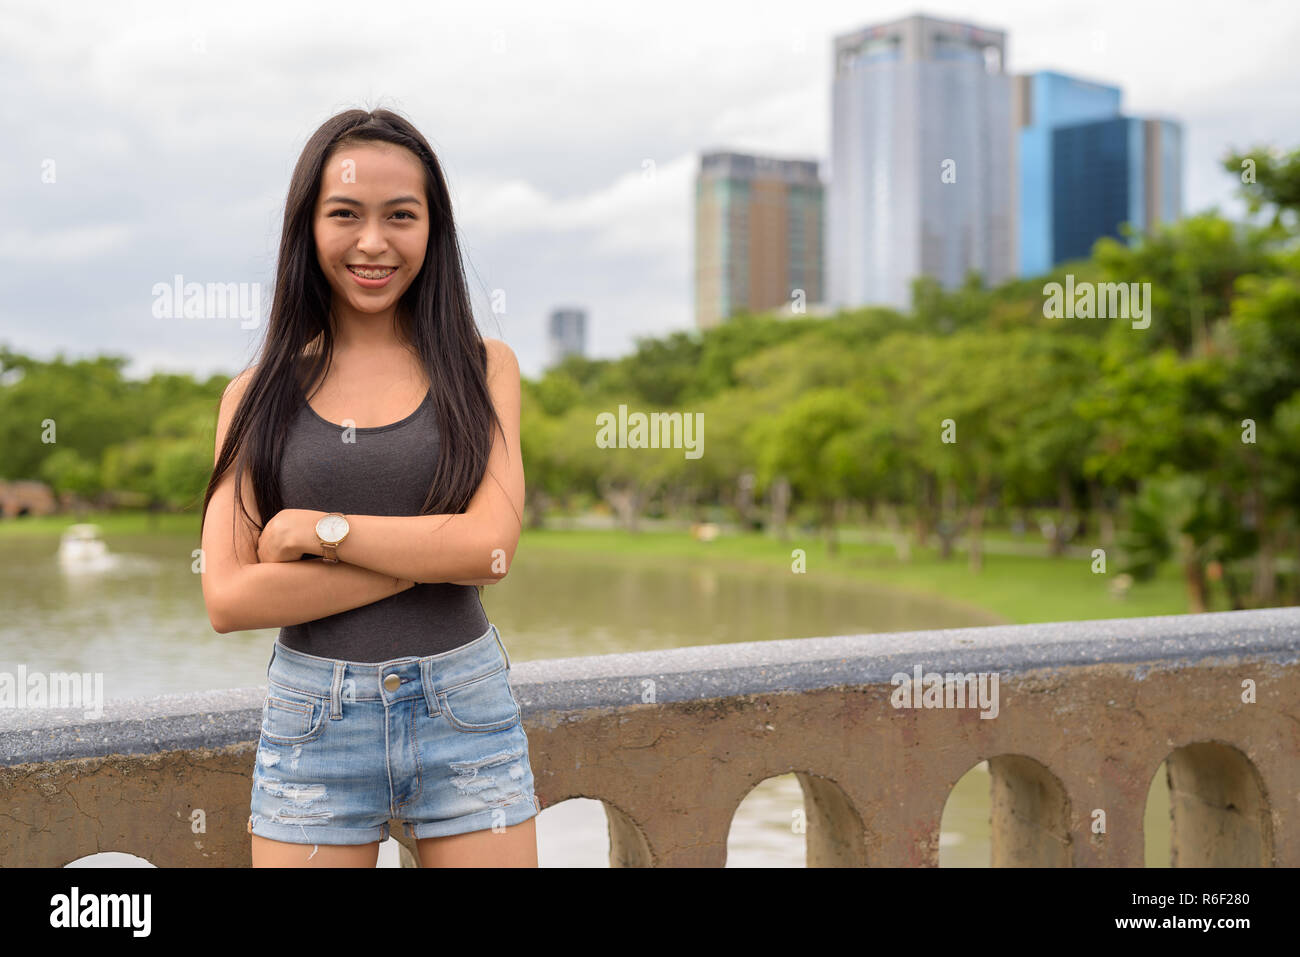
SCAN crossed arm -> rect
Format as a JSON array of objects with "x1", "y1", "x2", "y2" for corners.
[
  {"x1": 201, "y1": 340, "x2": 524, "y2": 634},
  {"x1": 259, "y1": 503, "x2": 520, "y2": 586}
]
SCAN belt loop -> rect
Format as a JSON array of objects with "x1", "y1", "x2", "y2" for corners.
[
  {"x1": 420, "y1": 658, "x2": 437, "y2": 717},
  {"x1": 494, "y1": 623, "x2": 511, "y2": 671},
  {"x1": 330, "y1": 661, "x2": 345, "y2": 719}
]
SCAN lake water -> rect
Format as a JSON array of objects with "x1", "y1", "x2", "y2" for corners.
[{"x1": 1, "y1": 530, "x2": 1170, "y2": 866}]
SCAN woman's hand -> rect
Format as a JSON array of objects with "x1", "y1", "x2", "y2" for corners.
[{"x1": 257, "y1": 508, "x2": 323, "y2": 563}]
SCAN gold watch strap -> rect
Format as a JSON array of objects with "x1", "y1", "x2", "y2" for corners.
[{"x1": 322, "y1": 541, "x2": 340, "y2": 563}]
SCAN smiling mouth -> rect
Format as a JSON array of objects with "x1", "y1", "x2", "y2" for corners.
[{"x1": 346, "y1": 265, "x2": 398, "y2": 279}]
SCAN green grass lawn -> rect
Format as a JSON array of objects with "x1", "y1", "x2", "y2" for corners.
[{"x1": 2, "y1": 509, "x2": 1202, "y2": 624}]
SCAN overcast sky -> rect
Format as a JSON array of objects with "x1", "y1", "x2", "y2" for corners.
[{"x1": 2, "y1": 0, "x2": 1297, "y2": 382}]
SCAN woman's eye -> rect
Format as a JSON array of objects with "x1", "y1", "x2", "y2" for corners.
[{"x1": 326, "y1": 209, "x2": 414, "y2": 220}]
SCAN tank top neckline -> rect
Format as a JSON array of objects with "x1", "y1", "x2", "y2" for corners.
[{"x1": 301, "y1": 385, "x2": 433, "y2": 433}]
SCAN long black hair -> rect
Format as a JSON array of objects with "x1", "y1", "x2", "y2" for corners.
[{"x1": 199, "y1": 107, "x2": 510, "y2": 549}]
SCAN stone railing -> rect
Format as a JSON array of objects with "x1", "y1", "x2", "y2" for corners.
[{"x1": 2, "y1": 607, "x2": 1297, "y2": 866}]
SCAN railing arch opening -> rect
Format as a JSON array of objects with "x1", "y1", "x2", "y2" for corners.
[
  {"x1": 1147, "y1": 741, "x2": 1273, "y2": 867},
  {"x1": 939, "y1": 759, "x2": 991, "y2": 866}
]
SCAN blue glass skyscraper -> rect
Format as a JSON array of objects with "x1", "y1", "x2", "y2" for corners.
[
  {"x1": 1051, "y1": 117, "x2": 1183, "y2": 263},
  {"x1": 1013, "y1": 72, "x2": 1121, "y2": 276},
  {"x1": 1013, "y1": 71, "x2": 1183, "y2": 275}
]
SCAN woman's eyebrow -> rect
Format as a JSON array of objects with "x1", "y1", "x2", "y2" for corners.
[{"x1": 322, "y1": 194, "x2": 423, "y2": 207}]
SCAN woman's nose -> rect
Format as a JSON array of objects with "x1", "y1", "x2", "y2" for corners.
[{"x1": 356, "y1": 221, "x2": 388, "y2": 253}]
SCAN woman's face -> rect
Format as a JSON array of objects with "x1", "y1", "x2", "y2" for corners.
[{"x1": 313, "y1": 141, "x2": 430, "y2": 323}]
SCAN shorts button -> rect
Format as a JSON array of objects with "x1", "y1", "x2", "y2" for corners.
[{"x1": 383, "y1": 673, "x2": 401, "y2": 691}]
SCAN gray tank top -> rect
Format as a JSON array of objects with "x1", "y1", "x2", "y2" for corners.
[{"x1": 275, "y1": 384, "x2": 489, "y2": 662}]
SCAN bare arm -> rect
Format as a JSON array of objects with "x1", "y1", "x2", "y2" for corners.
[
  {"x1": 278, "y1": 339, "x2": 525, "y2": 586},
  {"x1": 200, "y1": 368, "x2": 416, "y2": 635},
  {"x1": 212, "y1": 558, "x2": 416, "y2": 634},
  {"x1": 303, "y1": 510, "x2": 513, "y2": 584}
]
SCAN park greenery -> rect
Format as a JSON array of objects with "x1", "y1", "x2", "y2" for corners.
[{"x1": 2, "y1": 145, "x2": 1298, "y2": 615}]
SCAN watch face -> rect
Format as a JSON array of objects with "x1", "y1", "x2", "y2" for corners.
[{"x1": 316, "y1": 513, "x2": 348, "y2": 542}]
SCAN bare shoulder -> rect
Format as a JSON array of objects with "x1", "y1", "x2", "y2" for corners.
[
  {"x1": 215, "y1": 365, "x2": 258, "y2": 452},
  {"x1": 482, "y1": 338, "x2": 519, "y2": 381},
  {"x1": 222, "y1": 364, "x2": 258, "y2": 405},
  {"x1": 218, "y1": 364, "x2": 258, "y2": 421}
]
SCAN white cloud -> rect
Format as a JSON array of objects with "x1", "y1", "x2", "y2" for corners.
[{"x1": 455, "y1": 153, "x2": 694, "y2": 260}]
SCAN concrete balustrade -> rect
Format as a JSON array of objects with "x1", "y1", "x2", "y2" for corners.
[{"x1": 1, "y1": 606, "x2": 1297, "y2": 866}]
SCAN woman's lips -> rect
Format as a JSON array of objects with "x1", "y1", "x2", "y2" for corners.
[{"x1": 345, "y1": 264, "x2": 397, "y2": 288}]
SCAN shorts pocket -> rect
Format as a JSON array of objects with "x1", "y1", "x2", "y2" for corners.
[
  {"x1": 261, "y1": 685, "x2": 327, "y2": 745},
  {"x1": 437, "y1": 666, "x2": 521, "y2": 733}
]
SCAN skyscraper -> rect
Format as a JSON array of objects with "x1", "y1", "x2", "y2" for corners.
[
  {"x1": 1013, "y1": 71, "x2": 1183, "y2": 273},
  {"x1": 1012, "y1": 71, "x2": 1122, "y2": 276},
  {"x1": 828, "y1": 14, "x2": 1013, "y2": 312},
  {"x1": 1050, "y1": 116, "x2": 1183, "y2": 265},
  {"x1": 547, "y1": 308, "x2": 586, "y2": 368},
  {"x1": 694, "y1": 151, "x2": 824, "y2": 329}
]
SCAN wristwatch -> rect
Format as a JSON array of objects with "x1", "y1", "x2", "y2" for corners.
[{"x1": 315, "y1": 512, "x2": 350, "y2": 563}]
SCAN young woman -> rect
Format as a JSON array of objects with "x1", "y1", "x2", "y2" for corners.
[{"x1": 198, "y1": 108, "x2": 537, "y2": 867}]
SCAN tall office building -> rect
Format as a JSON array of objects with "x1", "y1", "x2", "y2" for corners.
[
  {"x1": 1013, "y1": 72, "x2": 1122, "y2": 276},
  {"x1": 1050, "y1": 116, "x2": 1182, "y2": 265},
  {"x1": 547, "y1": 307, "x2": 585, "y2": 368},
  {"x1": 1013, "y1": 71, "x2": 1182, "y2": 273},
  {"x1": 828, "y1": 14, "x2": 1013, "y2": 312},
  {"x1": 694, "y1": 151, "x2": 824, "y2": 329}
]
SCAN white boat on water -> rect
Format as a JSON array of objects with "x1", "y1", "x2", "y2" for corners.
[{"x1": 57, "y1": 523, "x2": 116, "y2": 572}]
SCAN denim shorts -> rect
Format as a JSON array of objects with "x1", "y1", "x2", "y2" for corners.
[{"x1": 247, "y1": 622, "x2": 539, "y2": 845}]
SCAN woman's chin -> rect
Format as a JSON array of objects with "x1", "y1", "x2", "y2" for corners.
[{"x1": 343, "y1": 293, "x2": 399, "y2": 314}]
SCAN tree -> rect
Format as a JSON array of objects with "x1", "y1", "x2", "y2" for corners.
[{"x1": 750, "y1": 388, "x2": 870, "y2": 555}]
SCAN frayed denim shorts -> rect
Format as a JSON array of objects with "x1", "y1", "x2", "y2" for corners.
[{"x1": 247, "y1": 622, "x2": 539, "y2": 845}]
